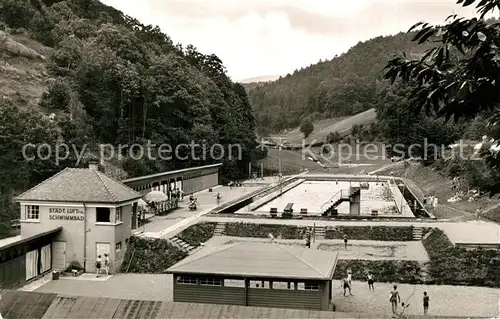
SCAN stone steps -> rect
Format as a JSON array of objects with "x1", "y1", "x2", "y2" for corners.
[
  {"x1": 314, "y1": 226, "x2": 326, "y2": 240},
  {"x1": 412, "y1": 226, "x2": 423, "y2": 240},
  {"x1": 214, "y1": 222, "x2": 226, "y2": 236},
  {"x1": 170, "y1": 236, "x2": 197, "y2": 253}
]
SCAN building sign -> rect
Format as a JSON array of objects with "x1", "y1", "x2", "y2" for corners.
[{"x1": 49, "y1": 207, "x2": 85, "y2": 221}]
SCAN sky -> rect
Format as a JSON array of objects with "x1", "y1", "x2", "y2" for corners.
[{"x1": 100, "y1": 0, "x2": 482, "y2": 81}]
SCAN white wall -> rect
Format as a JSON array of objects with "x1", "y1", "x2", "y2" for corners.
[{"x1": 20, "y1": 201, "x2": 134, "y2": 272}]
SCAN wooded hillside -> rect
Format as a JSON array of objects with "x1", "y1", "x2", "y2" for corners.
[
  {"x1": 0, "y1": 0, "x2": 260, "y2": 228},
  {"x1": 247, "y1": 32, "x2": 436, "y2": 135}
]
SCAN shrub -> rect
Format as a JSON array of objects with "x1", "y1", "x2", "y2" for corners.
[
  {"x1": 121, "y1": 236, "x2": 187, "y2": 273},
  {"x1": 64, "y1": 260, "x2": 83, "y2": 272},
  {"x1": 422, "y1": 228, "x2": 500, "y2": 287},
  {"x1": 333, "y1": 260, "x2": 423, "y2": 284},
  {"x1": 177, "y1": 222, "x2": 217, "y2": 246},
  {"x1": 224, "y1": 222, "x2": 305, "y2": 239},
  {"x1": 325, "y1": 226, "x2": 413, "y2": 241},
  {"x1": 421, "y1": 228, "x2": 453, "y2": 258}
]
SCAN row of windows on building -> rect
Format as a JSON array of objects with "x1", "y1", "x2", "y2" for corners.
[
  {"x1": 176, "y1": 276, "x2": 320, "y2": 291},
  {"x1": 25, "y1": 205, "x2": 123, "y2": 223},
  {"x1": 134, "y1": 170, "x2": 216, "y2": 191}
]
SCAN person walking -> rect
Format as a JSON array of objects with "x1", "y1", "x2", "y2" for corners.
[
  {"x1": 95, "y1": 255, "x2": 102, "y2": 277},
  {"x1": 423, "y1": 291, "x2": 430, "y2": 315},
  {"x1": 389, "y1": 285, "x2": 401, "y2": 314},
  {"x1": 341, "y1": 277, "x2": 352, "y2": 296},
  {"x1": 476, "y1": 206, "x2": 482, "y2": 221},
  {"x1": 367, "y1": 272, "x2": 375, "y2": 291}
]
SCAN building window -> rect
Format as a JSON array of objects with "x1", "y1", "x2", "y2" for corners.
[
  {"x1": 250, "y1": 280, "x2": 269, "y2": 288},
  {"x1": 96, "y1": 207, "x2": 110, "y2": 223},
  {"x1": 224, "y1": 279, "x2": 245, "y2": 287},
  {"x1": 176, "y1": 276, "x2": 197, "y2": 285},
  {"x1": 272, "y1": 281, "x2": 293, "y2": 290},
  {"x1": 199, "y1": 277, "x2": 221, "y2": 286},
  {"x1": 298, "y1": 282, "x2": 320, "y2": 291},
  {"x1": 116, "y1": 241, "x2": 122, "y2": 251},
  {"x1": 115, "y1": 207, "x2": 122, "y2": 222},
  {"x1": 25, "y1": 205, "x2": 39, "y2": 220}
]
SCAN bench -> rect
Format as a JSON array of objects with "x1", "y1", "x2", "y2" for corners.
[
  {"x1": 284, "y1": 203, "x2": 294, "y2": 213},
  {"x1": 270, "y1": 207, "x2": 278, "y2": 217},
  {"x1": 371, "y1": 210, "x2": 378, "y2": 216},
  {"x1": 300, "y1": 208, "x2": 307, "y2": 214}
]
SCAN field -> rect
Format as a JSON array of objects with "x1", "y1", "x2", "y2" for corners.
[
  {"x1": 270, "y1": 108, "x2": 376, "y2": 145},
  {"x1": 260, "y1": 144, "x2": 391, "y2": 174}
]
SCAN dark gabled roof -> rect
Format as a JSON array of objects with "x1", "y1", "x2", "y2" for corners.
[
  {"x1": 15, "y1": 168, "x2": 142, "y2": 204},
  {"x1": 166, "y1": 242, "x2": 338, "y2": 280}
]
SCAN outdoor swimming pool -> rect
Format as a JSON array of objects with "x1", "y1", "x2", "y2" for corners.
[{"x1": 257, "y1": 181, "x2": 398, "y2": 215}]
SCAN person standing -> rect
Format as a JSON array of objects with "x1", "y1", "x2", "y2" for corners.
[
  {"x1": 347, "y1": 268, "x2": 352, "y2": 286},
  {"x1": 305, "y1": 231, "x2": 311, "y2": 248},
  {"x1": 104, "y1": 254, "x2": 110, "y2": 276},
  {"x1": 343, "y1": 234, "x2": 348, "y2": 250},
  {"x1": 367, "y1": 272, "x2": 375, "y2": 291},
  {"x1": 423, "y1": 291, "x2": 430, "y2": 315},
  {"x1": 341, "y1": 277, "x2": 352, "y2": 296},
  {"x1": 95, "y1": 255, "x2": 102, "y2": 277},
  {"x1": 389, "y1": 285, "x2": 400, "y2": 314},
  {"x1": 476, "y1": 206, "x2": 482, "y2": 221}
]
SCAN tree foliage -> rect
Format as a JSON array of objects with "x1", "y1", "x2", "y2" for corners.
[
  {"x1": 0, "y1": 0, "x2": 258, "y2": 227},
  {"x1": 383, "y1": 0, "x2": 500, "y2": 194},
  {"x1": 247, "y1": 32, "x2": 436, "y2": 134},
  {"x1": 299, "y1": 119, "x2": 314, "y2": 138}
]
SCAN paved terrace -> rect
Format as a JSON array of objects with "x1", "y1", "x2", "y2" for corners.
[
  {"x1": 135, "y1": 185, "x2": 264, "y2": 238},
  {"x1": 29, "y1": 274, "x2": 498, "y2": 318}
]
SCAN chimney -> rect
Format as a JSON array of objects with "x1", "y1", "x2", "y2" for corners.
[{"x1": 89, "y1": 161, "x2": 99, "y2": 171}]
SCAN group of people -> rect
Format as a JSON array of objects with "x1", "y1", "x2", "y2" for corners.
[
  {"x1": 423, "y1": 195, "x2": 438, "y2": 209},
  {"x1": 340, "y1": 268, "x2": 430, "y2": 316},
  {"x1": 188, "y1": 194, "x2": 198, "y2": 211},
  {"x1": 228, "y1": 180, "x2": 242, "y2": 188},
  {"x1": 95, "y1": 253, "x2": 110, "y2": 277}
]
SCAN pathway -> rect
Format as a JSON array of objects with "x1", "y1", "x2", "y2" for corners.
[
  {"x1": 206, "y1": 236, "x2": 429, "y2": 261},
  {"x1": 200, "y1": 216, "x2": 500, "y2": 245},
  {"x1": 135, "y1": 185, "x2": 263, "y2": 238}
]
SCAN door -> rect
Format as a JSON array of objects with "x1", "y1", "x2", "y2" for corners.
[
  {"x1": 52, "y1": 241, "x2": 66, "y2": 271},
  {"x1": 96, "y1": 242, "x2": 110, "y2": 261}
]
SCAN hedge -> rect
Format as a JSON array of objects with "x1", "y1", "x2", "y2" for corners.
[
  {"x1": 121, "y1": 236, "x2": 187, "y2": 273},
  {"x1": 333, "y1": 260, "x2": 423, "y2": 284},
  {"x1": 224, "y1": 222, "x2": 305, "y2": 239},
  {"x1": 325, "y1": 226, "x2": 414, "y2": 241},
  {"x1": 177, "y1": 222, "x2": 217, "y2": 246},
  {"x1": 422, "y1": 229, "x2": 500, "y2": 287}
]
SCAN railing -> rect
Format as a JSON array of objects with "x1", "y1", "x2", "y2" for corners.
[{"x1": 320, "y1": 189, "x2": 349, "y2": 211}]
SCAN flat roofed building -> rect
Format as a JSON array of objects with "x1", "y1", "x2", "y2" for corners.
[
  {"x1": 166, "y1": 242, "x2": 339, "y2": 311},
  {"x1": 15, "y1": 164, "x2": 142, "y2": 273}
]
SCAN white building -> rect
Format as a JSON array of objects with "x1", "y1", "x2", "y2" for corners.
[{"x1": 15, "y1": 163, "x2": 141, "y2": 273}]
